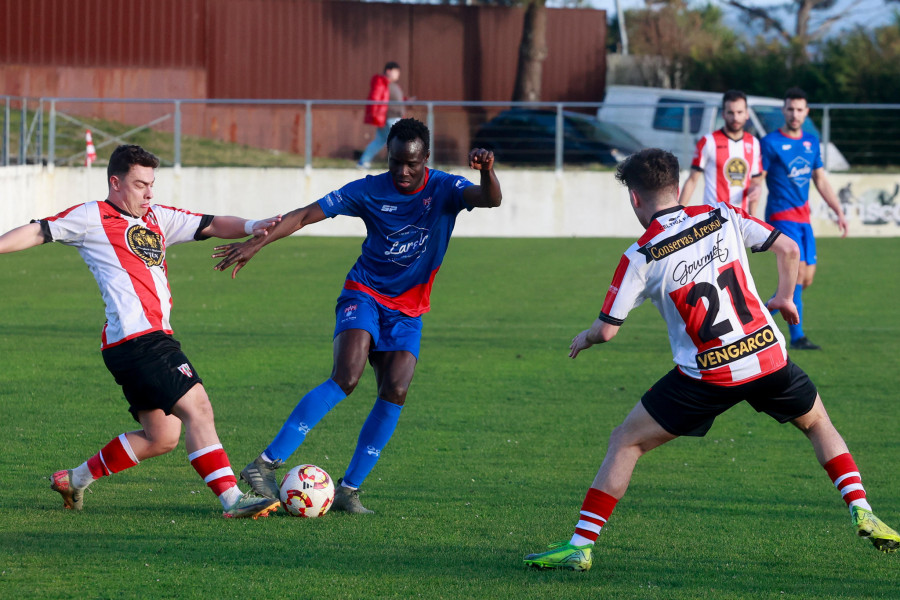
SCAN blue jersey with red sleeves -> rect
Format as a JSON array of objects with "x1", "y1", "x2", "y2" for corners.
[
  {"x1": 318, "y1": 168, "x2": 474, "y2": 317},
  {"x1": 760, "y1": 129, "x2": 823, "y2": 223}
]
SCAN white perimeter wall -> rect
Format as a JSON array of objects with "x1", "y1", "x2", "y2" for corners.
[{"x1": 3, "y1": 166, "x2": 900, "y2": 238}]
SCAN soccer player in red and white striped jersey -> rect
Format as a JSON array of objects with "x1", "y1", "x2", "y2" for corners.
[
  {"x1": 524, "y1": 149, "x2": 898, "y2": 571},
  {"x1": 0, "y1": 145, "x2": 282, "y2": 518},
  {"x1": 679, "y1": 90, "x2": 763, "y2": 215}
]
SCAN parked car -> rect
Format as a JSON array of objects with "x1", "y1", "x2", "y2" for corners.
[
  {"x1": 596, "y1": 85, "x2": 850, "y2": 171},
  {"x1": 471, "y1": 109, "x2": 643, "y2": 166}
]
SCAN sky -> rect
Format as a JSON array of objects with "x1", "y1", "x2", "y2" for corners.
[{"x1": 567, "y1": 0, "x2": 896, "y2": 37}]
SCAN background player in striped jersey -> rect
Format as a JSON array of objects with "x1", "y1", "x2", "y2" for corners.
[
  {"x1": 524, "y1": 148, "x2": 897, "y2": 571},
  {"x1": 760, "y1": 87, "x2": 848, "y2": 351},
  {"x1": 0, "y1": 145, "x2": 282, "y2": 518},
  {"x1": 678, "y1": 90, "x2": 763, "y2": 214},
  {"x1": 212, "y1": 118, "x2": 502, "y2": 514}
]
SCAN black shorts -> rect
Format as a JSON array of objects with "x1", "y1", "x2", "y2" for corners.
[
  {"x1": 102, "y1": 331, "x2": 203, "y2": 422},
  {"x1": 641, "y1": 360, "x2": 817, "y2": 437}
]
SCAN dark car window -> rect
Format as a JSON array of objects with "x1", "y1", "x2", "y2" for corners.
[
  {"x1": 568, "y1": 118, "x2": 642, "y2": 147},
  {"x1": 654, "y1": 98, "x2": 705, "y2": 133}
]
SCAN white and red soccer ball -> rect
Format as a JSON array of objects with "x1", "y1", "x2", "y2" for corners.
[{"x1": 279, "y1": 464, "x2": 335, "y2": 518}]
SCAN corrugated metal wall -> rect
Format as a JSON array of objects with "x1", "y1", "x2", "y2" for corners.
[
  {"x1": 1, "y1": 0, "x2": 604, "y2": 101},
  {"x1": 0, "y1": 0, "x2": 606, "y2": 161}
]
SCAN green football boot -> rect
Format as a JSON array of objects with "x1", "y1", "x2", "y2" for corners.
[
  {"x1": 851, "y1": 506, "x2": 900, "y2": 553},
  {"x1": 524, "y1": 541, "x2": 593, "y2": 571},
  {"x1": 223, "y1": 491, "x2": 280, "y2": 519}
]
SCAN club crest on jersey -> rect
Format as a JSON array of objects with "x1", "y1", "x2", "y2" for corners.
[
  {"x1": 724, "y1": 157, "x2": 748, "y2": 187},
  {"x1": 384, "y1": 224, "x2": 429, "y2": 267},
  {"x1": 177, "y1": 363, "x2": 194, "y2": 378},
  {"x1": 803, "y1": 140, "x2": 813, "y2": 153},
  {"x1": 422, "y1": 196, "x2": 432, "y2": 208},
  {"x1": 126, "y1": 225, "x2": 164, "y2": 267}
]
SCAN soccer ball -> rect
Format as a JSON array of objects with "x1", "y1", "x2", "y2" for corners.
[{"x1": 279, "y1": 464, "x2": 335, "y2": 518}]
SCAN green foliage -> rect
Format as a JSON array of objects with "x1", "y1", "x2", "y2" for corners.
[{"x1": 1, "y1": 236, "x2": 898, "y2": 598}]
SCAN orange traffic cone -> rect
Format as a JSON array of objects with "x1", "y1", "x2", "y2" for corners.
[{"x1": 85, "y1": 130, "x2": 97, "y2": 167}]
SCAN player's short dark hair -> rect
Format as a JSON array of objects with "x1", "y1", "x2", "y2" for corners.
[
  {"x1": 384, "y1": 61, "x2": 400, "y2": 72},
  {"x1": 387, "y1": 118, "x2": 430, "y2": 154},
  {"x1": 784, "y1": 87, "x2": 808, "y2": 102},
  {"x1": 722, "y1": 89, "x2": 747, "y2": 108},
  {"x1": 107, "y1": 145, "x2": 160, "y2": 181},
  {"x1": 615, "y1": 148, "x2": 680, "y2": 197}
]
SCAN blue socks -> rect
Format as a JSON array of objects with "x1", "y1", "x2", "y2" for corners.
[
  {"x1": 342, "y1": 398, "x2": 403, "y2": 489},
  {"x1": 265, "y1": 379, "x2": 347, "y2": 462},
  {"x1": 788, "y1": 284, "x2": 804, "y2": 341}
]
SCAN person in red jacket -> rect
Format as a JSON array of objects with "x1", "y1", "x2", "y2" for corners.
[{"x1": 358, "y1": 62, "x2": 406, "y2": 169}]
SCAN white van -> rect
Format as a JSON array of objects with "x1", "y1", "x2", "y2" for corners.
[{"x1": 597, "y1": 85, "x2": 849, "y2": 171}]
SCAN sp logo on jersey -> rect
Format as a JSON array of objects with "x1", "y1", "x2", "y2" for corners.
[
  {"x1": 126, "y1": 225, "x2": 164, "y2": 267},
  {"x1": 724, "y1": 157, "x2": 748, "y2": 187}
]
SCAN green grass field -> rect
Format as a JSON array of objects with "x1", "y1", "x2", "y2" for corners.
[{"x1": 0, "y1": 236, "x2": 897, "y2": 599}]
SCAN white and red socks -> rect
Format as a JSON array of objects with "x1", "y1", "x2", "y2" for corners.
[
  {"x1": 188, "y1": 443, "x2": 242, "y2": 509},
  {"x1": 71, "y1": 433, "x2": 140, "y2": 489},
  {"x1": 569, "y1": 487, "x2": 619, "y2": 547},
  {"x1": 824, "y1": 452, "x2": 872, "y2": 513}
]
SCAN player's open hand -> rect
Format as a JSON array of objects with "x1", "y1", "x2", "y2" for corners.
[
  {"x1": 249, "y1": 215, "x2": 282, "y2": 237},
  {"x1": 766, "y1": 296, "x2": 799, "y2": 325},
  {"x1": 569, "y1": 330, "x2": 594, "y2": 359},
  {"x1": 468, "y1": 148, "x2": 494, "y2": 171},
  {"x1": 212, "y1": 238, "x2": 263, "y2": 279},
  {"x1": 836, "y1": 213, "x2": 849, "y2": 238}
]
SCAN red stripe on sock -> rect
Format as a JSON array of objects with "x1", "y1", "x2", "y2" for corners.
[
  {"x1": 823, "y1": 453, "x2": 857, "y2": 484},
  {"x1": 87, "y1": 435, "x2": 138, "y2": 478},
  {"x1": 574, "y1": 488, "x2": 619, "y2": 543},
  {"x1": 844, "y1": 490, "x2": 867, "y2": 504},
  {"x1": 190, "y1": 448, "x2": 237, "y2": 497},
  {"x1": 582, "y1": 488, "x2": 618, "y2": 519}
]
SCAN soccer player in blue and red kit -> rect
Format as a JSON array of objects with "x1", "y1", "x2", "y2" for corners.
[
  {"x1": 760, "y1": 87, "x2": 848, "y2": 350},
  {"x1": 212, "y1": 118, "x2": 502, "y2": 513}
]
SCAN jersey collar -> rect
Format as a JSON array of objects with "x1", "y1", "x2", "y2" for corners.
[{"x1": 394, "y1": 167, "x2": 430, "y2": 195}]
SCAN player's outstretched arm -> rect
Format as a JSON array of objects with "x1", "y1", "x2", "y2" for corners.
[
  {"x1": 766, "y1": 233, "x2": 800, "y2": 325},
  {"x1": 812, "y1": 167, "x2": 848, "y2": 237},
  {"x1": 569, "y1": 318, "x2": 620, "y2": 358},
  {"x1": 201, "y1": 215, "x2": 282, "y2": 240},
  {"x1": 463, "y1": 148, "x2": 502, "y2": 208},
  {"x1": 0, "y1": 222, "x2": 46, "y2": 254},
  {"x1": 211, "y1": 201, "x2": 327, "y2": 279}
]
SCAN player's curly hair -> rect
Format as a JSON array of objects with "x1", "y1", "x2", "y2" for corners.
[
  {"x1": 615, "y1": 148, "x2": 679, "y2": 197},
  {"x1": 387, "y1": 118, "x2": 430, "y2": 154},
  {"x1": 108, "y1": 145, "x2": 160, "y2": 181}
]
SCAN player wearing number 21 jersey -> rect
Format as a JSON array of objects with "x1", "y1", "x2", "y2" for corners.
[
  {"x1": 524, "y1": 149, "x2": 898, "y2": 572},
  {"x1": 602, "y1": 202, "x2": 783, "y2": 385}
]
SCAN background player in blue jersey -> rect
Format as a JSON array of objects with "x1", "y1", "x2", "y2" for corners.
[
  {"x1": 760, "y1": 87, "x2": 848, "y2": 351},
  {"x1": 212, "y1": 118, "x2": 502, "y2": 513}
]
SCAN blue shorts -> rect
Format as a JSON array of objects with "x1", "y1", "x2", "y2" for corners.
[
  {"x1": 334, "y1": 290, "x2": 423, "y2": 358},
  {"x1": 769, "y1": 220, "x2": 817, "y2": 265}
]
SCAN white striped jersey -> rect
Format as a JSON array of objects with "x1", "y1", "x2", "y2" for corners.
[
  {"x1": 599, "y1": 204, "x2": 787, "y2": 386},
  {"x1": 690, "y1": 129, "x2": 762, "y2": 211},
  {"x1": 38, "y1": 201, "x2": 212, "y2": 349}
]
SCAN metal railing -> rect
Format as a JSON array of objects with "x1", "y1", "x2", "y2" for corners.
[{"x1": 3, "y1": 96, "x2": 900, "y2": 171}]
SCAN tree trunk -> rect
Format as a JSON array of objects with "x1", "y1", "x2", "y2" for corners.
[{"x1": 512, "y1": 0, "x2": 548, "y2": 102}]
